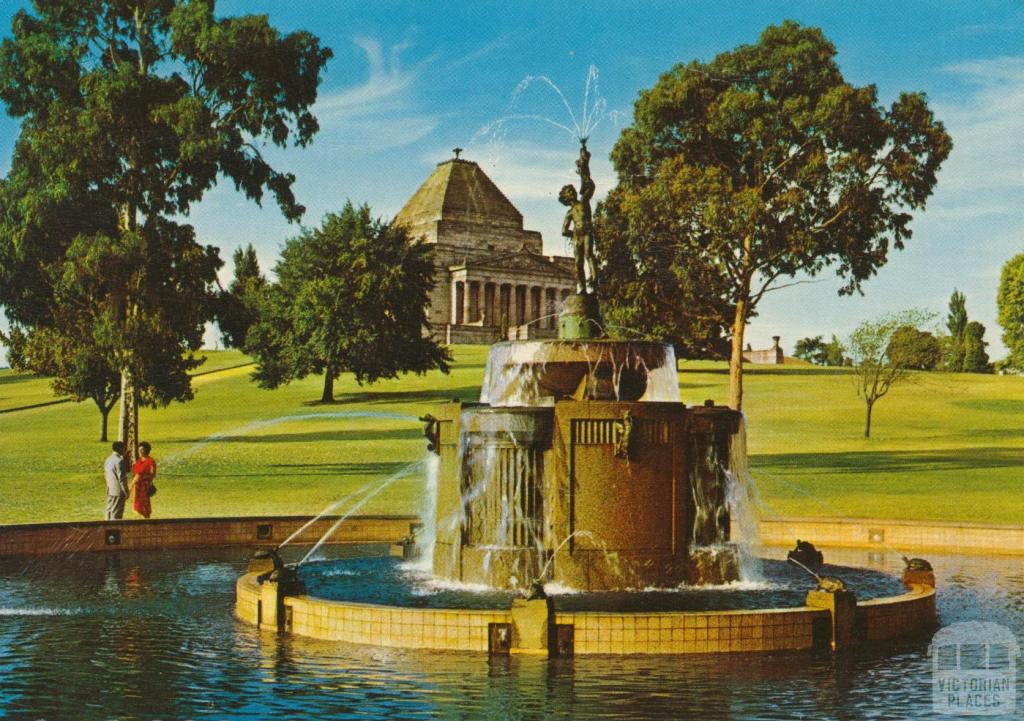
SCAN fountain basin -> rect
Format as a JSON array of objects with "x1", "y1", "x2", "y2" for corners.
[
  {"x1": 479, "y1": 340, "x2": 681, "y2": 406},
  {"x1": 237, "y1": 554, "x2": 936, "y2": 656}
]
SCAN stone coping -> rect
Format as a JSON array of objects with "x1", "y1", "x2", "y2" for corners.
[
  {"x1": 757, "y1": 516, "x2": 1024, "y2": 555},
  {"x1": 2, "y1": 514, "x2": 1020, "y2": 557},
  {"x1": 237, "y1": 569, "x2": 936, "y2": 656},
  {"x1": 0, "y1": 515, "x2": 418, "y2": 557}
]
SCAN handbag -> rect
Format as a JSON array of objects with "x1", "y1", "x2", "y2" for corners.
[{"x1": 149, "y1": 483, "x2": 157, "y2": 497}]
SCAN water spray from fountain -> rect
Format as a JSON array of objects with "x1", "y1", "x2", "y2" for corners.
[{"x1": 299, "y1": 460, "x2": 425, "y2": 565}]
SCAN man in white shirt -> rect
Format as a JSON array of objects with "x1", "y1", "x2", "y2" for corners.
[{"x1": 104, "y1": 441, "x2": 128, "y2": 520}]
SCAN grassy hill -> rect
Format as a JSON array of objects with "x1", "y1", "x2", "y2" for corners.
[{"x1": 1, "y1": 346, "x2": 1023, "y2": 525}]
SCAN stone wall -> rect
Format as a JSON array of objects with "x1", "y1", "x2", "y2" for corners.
[
  {"x1": 757, "y1": 516, "x2": 1024, "y2": 555},
  {"x1": 0, "y1": 515, "x2": 418, "y2": 557}
]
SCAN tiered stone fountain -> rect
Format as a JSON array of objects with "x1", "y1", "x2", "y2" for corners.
[{"x1": 426, "y1": 339, "x2": 743, "y2": 591}]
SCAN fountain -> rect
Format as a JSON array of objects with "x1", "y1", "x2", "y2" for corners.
[
  {"x1": 233, "y1": 100, "x2": 936, "y2": 659},
  {"x1": 422, "y1": 137, "x2": 743, "y2": 593}
]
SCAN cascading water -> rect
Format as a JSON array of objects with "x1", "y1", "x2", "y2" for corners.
[
  {"x1": 414, "y1": 453, "x2": 440, "y2": 569},
  {"x1": 724, "y1": 415, "x2": 764, "y2": 581},
  {"x1": 479, "y1": 340, "x2": 680, "y2": 407}
]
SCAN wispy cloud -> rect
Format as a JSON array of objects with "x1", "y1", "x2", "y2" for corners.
[
  {"x1": 315, "y1": 38, "x2": 439, "y2": 152},
  {"x1": 446, "y1": 34, "x2": 515, "y2": 71},
  {"x1": 928, "y1": 56, "x2": 1024, "y2": 208}
]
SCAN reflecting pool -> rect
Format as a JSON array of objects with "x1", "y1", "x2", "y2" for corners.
[{"x1": 0, "y1": 546, "x2": 1020, "y2": 720}]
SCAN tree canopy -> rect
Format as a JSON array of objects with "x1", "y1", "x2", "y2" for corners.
[
  {"x1": 997, "y1": 254, "x2": 1024, "y2": 369},
  {"x1": 961, "y1": 321, "x2": 990, "y2": 373},
  {"x1": 945, "y1": 289, "x2": 968, "y2": 371},
  {"x1": 246, "y1": 202, "x2": 451, "y2": 402},
  {"x1": 887, "y1": 326, "x2": 941, "y2": 371},
  {"x1": 0, "y1": 1, "x2": 330, "y2": 456},
  {"x1": 216, "y1": 244, "x2": 267, "y2": 349},
  {"x1": 794, "y1": 336, "x2": 827, "y2": 365},
  {"x1": 848, "y1": 310, "x2": 932, "y2": 438},
  {"x1": 597, "y1": 21, "x2": 951, "y2": 408}
]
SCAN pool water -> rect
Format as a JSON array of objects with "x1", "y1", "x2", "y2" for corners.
[
  {"x1": 0, "y1": 546, "x2": 1020, "y2": 720},
  {"x1": 299, "y1": 555, "x2": 906, "y2": 611}
]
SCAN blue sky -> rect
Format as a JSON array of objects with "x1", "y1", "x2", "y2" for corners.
[{"x1": 1, "y1": 1, "x2": 1022, "y2": 364}]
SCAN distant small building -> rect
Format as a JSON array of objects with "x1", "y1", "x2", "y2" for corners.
[{"x1": 744, "y1": 336, "x2": 784, "y2": 365}]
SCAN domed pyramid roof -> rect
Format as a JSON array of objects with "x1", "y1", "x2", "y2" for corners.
[{"x1": 394, "y1": 157, "x2": 525, "y2": 237}]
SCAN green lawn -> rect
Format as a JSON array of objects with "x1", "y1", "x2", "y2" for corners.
[
  {"x1": 1, "y1": 346, "x2": 1022, "y2": 525},
  {"x1": 0, "y1": 349, "x2": 252, "y2": 412}
]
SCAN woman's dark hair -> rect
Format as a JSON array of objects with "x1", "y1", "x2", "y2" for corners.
[
  {"x1": 112, "y1": 441, "x2": 125, "y2": 454},
  {"x1": 139, "y1": 441, "x2": 152, "y2": 454}
]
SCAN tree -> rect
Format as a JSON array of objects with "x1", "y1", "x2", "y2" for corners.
[
  {"x1": 0, "y1": 2, "x2": 330, "y2": 459},
  {"x1": 823, "y1": 335, "x2": 849, "y2": 367},
  {"x1": 246, "y1": 202, "x2": 451, "y2": 402},
  {"x1": 848, "y1": 310, "x2": 931, "y2": 438},
  {"x1": 997, "y1": 254, "x2": 1024, "y2": 369},
  {"x1": 962, "y1": 321, "x2": 991, "y2": 373},
  {"x1": 597, "y1": 188, "x2": 734, "y2": 358},
  {"x1": 794, "y1": 336, "x2": 827, "y2": 365},
  {"x1": 887, "y1": 326, "x2": 941, "y2": 371},
  {"x1": 599, "y1": 21, "x2": 952, "y2": 409},
  {"x1": 945, "y1": 289, "x2": 968, "y2": 371},
  {"x1": 216, "y1": 244, "x2": 267, "y2": 349},
  {"x1": 9, "y1": 325, "x2": 121, "y2": 441}
]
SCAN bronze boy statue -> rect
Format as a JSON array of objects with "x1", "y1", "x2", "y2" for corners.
[{"x1": 559, "y1": 139, "x2": 599, "y2": 295}]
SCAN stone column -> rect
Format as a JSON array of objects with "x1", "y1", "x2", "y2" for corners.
[
  {"x1": 516, "y1": 285, "x2": 527, "y2": 326},
  {"x1": 500, "y1": 284, "x2": 512, "y2": 330},
  {"x1": 463, "y1": 280, "x2": 474, "y2": 325},
  {"x1": 483, "y1": 282, "x2": 496, "y2": 326},
  {"x1": 530, "y1": 287, "x2": 541, "y2": 325},
  {"x1": 454, "y1": 282, "x2": 465, "y2": 325}
]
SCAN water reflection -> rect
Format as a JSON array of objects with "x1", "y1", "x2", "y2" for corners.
[{"x1": 0, "y1": 547, "x2": 1020, "y2": 720}]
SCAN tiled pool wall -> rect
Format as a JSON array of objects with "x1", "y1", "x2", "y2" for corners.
[{"x1": 237, "y1": 571, "x2": 935, "y2": 656}]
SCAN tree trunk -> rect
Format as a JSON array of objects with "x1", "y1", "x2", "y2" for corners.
[
  {"x1": 864, "y1": 399, "x2": 874, "y2": 438},
  {"x1": 118, "y1": 368, "x2": 140, "y2": 464},
  {"x1": 321, "y1": 368, "x2": 335, "y2": 403},
  {"x1": 729, "y1": 292, "x2": 749, "y2": 411},
  {"x1": 100, "y1": 404, "x2": 111, "y2": 442}
]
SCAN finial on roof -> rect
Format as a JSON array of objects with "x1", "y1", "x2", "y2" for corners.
[{"x1": 453, "y1": 147, "x2": 463, "y2": 160}]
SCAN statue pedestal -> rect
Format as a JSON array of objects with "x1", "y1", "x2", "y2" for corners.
[{"x1": 558, "y1": 293, "x2": 602, "y2": 339}]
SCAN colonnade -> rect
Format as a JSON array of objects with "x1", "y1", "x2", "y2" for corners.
[{"x1": 452, "y1": 280, "x2": 572, "y2": 330}]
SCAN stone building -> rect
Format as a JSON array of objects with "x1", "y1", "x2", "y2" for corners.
[
  {"x1": 393, "y1": 152, "x2": 575, "y2": 344},
  {"x1": 744, "y1": 336, "x2": 785, "y2": 364}
]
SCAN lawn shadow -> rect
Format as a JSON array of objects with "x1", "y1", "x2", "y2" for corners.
[
  {"x1": 752, "y1": 446, "x2": 1024, "y2": 474},
  {"x1": 0, "y1": 372, "x2": 42, "y2": 386},
  {"x1": 167, "y1": 461, "x2": 416, "y2": 479},
  {"x1": 306, "y1": 385, "x2": 481, "y2": 407},
  {"x1": 265, "y1": 461, "x2": 416, "y2": 477},
  {"x1": 172, "y1": 428, "x2": 421, "y2": 444},
  {"x1": 950, "y1": 399, "x2": 1024, "y2": 414},
  {"x1": 679, "y1": 366, "x2": 854, "y2": 377}
]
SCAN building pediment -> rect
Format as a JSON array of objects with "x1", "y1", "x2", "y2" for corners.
[{"x1": 450, "y1": 248, "x2": 574, "y2": 279}]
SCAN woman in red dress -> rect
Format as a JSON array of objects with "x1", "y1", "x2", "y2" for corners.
[{"x1": 130, "y1": 441, "x2": 157, "y2": 519}]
